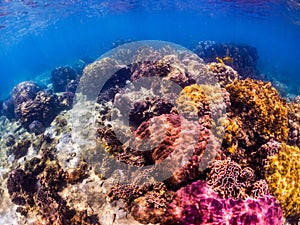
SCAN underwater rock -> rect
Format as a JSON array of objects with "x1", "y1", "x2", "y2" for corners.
[
  {"x1": 2, "y1": 98, "x2": 15, "y2": 120},
  {"x1": 5, "y1": 134, "x2": 16, "y2": 147},
  {"x1": 15, "y1": 91, "x2": 59, "y2": 128},
  {"x1": 11, "y1": 139, "x2": 31, "y2": 159},
  {"x1": 194, "y1": 41, "x2": 259, "y2": 79},
  {"x1": 29, "y1": 120, "x2": 45, "y2": 135},
  {"x1": 51, "y1": 66, "x2": 78, "y2": 92},
  {"x1": 7, "y1": 169, "x2": 37, "y2": 206},
  {"x1": 163, "y1": 180, "x2": 283, "y2": 225},
  {"x1": 11, "y1": 81, "x2": 42, "y2": 105},
  {"x1": 34, "y1": 186, "x2": 74, "y2": 224},
  {"x1": 57, "y1": 92, "x2": 74, "y2": 111}
]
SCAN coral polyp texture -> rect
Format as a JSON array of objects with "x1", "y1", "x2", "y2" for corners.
[
  {"x1": 206, "y1": 159, "x2": 269, "y2": 199},
  {"x1": 163, "y1": 180, "x2": 283, "y2": 225},
  {"x1": 207, "y1": 62, "x2": 239, "y2": 87},
  {"x1": 287, "y1": 102, "x2": 300, "y2": 147},
  {"x1": 264, "y1": 143, "x2": 300, "y2": 219},
  {"x1": 226, "y1": 78, "x2": 288, "y2": 146}
]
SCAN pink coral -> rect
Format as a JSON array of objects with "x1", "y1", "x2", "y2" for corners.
[{"x1": 163, "y1": 180, "x2": 283, "y2": 225}]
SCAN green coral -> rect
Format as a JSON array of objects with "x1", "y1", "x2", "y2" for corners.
[
  {"x1": 265, "y1": 143, "x2": 300, "y2": 218},
  {"x1": 226, "y1": 78, "x2": 288, "y2": 143}
]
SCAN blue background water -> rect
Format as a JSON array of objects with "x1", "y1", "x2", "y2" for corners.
[{"x1": 0, "y1": 0, "x2": 300, "y2": 99}]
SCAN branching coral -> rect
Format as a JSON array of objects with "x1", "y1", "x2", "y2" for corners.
[
  {"x1": 264, "y1": 143, "x2": 300, "y2": 219},
  {"x1": 163, "y1": 180, "x2": 283, "y2": 225}
]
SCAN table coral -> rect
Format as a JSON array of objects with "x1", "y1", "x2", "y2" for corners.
[
  {"x1": 264, "y1": 143, "x2": 300, "y2": 219},
  {"x1": 163, "y1": 180, "x2": 283, "y2": 225}
]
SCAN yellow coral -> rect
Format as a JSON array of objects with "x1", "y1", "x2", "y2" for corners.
[
  {"x1": 265, "y1": 144, "x2": 300, "y2": 217},
  {"x1": 176, "y1": 84, "x2": 208, "y2": 118},
  {"x1": 226, "y1": 78, "x2": 288, "y2": 142}
]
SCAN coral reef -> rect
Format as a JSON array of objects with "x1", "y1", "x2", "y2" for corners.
[
  {"x1": 1, "y1": 41, "x2": 300, "y2": 225},
  {"x1": 264, "y1": 143, "x2": 300, "y2": 219},
  {"x1": 206, "y1": 159, "x2": 269, "y2": 199},
  {"x1": 207, "y1": 62, "x2": 240, "y2": 87},
  {"x1": 3, "y1": 81, "x2": 74, "y2": 133},
  {"x1": 11, "y1": 81, "x2": 42, "y2": 105},
  {"x1": 225, "y1": 78, "x2": 288, "y2": 149},
  {"x1": 109, "y1": 182, "x2": 173, "y2": 224},
  {"x1": 194, "y1": 41, "x2": 259, "y2": 79},
  {"x1": 51, "y1": 66, "x2": 78, "y2": 92},
  {"x1": 163, "y1": 180, "x2": 283, "y2": 225},
  {"x1": 7, "y1": 150, "x2": 98, "y2": 225},
  {"x1": 287, "y1": 102, "x2": 300, "y2": 147},
  {"x1": 14, "y1": 90, "x2": 60, "y2": 129}
]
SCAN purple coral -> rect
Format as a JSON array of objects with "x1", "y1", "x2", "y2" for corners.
[{"x1": 163, "y1": 180, "x2": 283, "y2": 225}]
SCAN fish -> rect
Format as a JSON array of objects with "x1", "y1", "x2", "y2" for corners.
[
  {"x1": 216, "y1": 56, "x2": 224, "y2": 64},
  {"x1": 223, "y1": 56, "x2": 234, "y2": 63},
  {"x1": 215, "y1": 56, "x2": 234, "y2": 64}
]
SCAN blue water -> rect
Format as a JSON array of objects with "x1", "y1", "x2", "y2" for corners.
[{"x1": 0, "y1": 0, "x2": 300, "y2": 99}]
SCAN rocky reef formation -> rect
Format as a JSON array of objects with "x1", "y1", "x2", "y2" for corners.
[
  {"x1": 1, "y1": 81, "x2": 74, "y2": 134},
  {"x1": 0, "y1": 40, "x2": 299, "y2": 225},
  {"x1": 194, "y1": 41, "x2": 259, "y2": 79},
  {"x1": 51, "y1": 66, "x2": 79, "y2": 93}
]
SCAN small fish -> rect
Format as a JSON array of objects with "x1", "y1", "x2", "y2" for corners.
[
  {"x1": 216, "y1": 56, "x2": 224, "y2": 64},
  {"x1": 223, "y1": 56, "x2": 234, "y2": 63},
  {"x1": 215, "y1": 56, "x2": 234, "y2": 64}
]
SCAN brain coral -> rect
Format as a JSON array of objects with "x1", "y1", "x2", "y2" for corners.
[
  {"x1": 226, "y1": 78, "x2": 288, "y2": 145},
  {"x1": 163, "y1": 180, "x2": 283, "y2": 225},
  {"x1": 264, "y1": 143, "x2": 300, "y2": 219}
]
